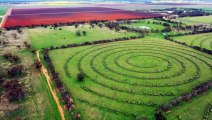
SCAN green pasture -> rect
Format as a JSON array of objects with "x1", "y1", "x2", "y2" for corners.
[
  {"x1": 173, "y1": 16, "x2": 212, "y2": 25},
  {"x1": 27, "y1": 24, "x2": 140, "y2": 49},
  {"x1": 0, "y1": 5, "x2": 8, "y2": 16},
  {"x1": 49, "y1": 37, "x2": 212, "y2": 119},
  {"x1": 173, "y1": 33, "x2": 212, "y2": 50},
  {"x1": 121, "y1": 19, "x2": 166, "y2": 30},
  {"x1": 166, "y1": 91, "x2": 212, "y2": 120}
]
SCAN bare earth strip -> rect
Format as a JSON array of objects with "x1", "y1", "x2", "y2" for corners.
[
  {"x1": 0, "y1": 6, "x2": 12, "y2": 28},
  {"x1": 36, "y1": 50, "x2": 65, "y2": 120}
]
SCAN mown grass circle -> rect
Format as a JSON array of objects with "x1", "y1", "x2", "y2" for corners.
[{"x1": 59, "y1": 39, "x2": 212, "y2": 118}]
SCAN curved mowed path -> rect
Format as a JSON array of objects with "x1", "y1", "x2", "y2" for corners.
[
  {"x1": 49, "y1": 38, "x2": 212, "y2": 119},
  {"x1": 174, "y1": 33, "x2": 212, "y2": 50}
]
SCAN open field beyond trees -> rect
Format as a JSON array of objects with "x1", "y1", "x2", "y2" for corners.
[
  {"x1": 173, "y1": 33, "x2": 212, "y2": 50},
  {"x1": 166, "y1": 91, "x2": 212, "y2": 120},
  {"x1": 0, "y1": 5, "x2": 8, "y2": 16},
  {"x1": 1, "y1": 4, "x2": 212, "y2": 120},
  {"x1": 173, "y1": 16, "x2": 212, "y2": 25},
  {"x1": 49, "y1": 37, "x2": 212, "y2": 119},
  {"x1": 121, "y1": 19, "x2": 166, "y2": 30},
  {"x1": 27, "y1": 24, "x2": 140, "y2": 49}
]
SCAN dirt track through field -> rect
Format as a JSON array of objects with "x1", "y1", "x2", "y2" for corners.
[
  {"x1": 36, "y1": 50, "x2": 65, "y2": 120},
  {"x1": 0, "y1": 6, "x2": 12, "y2": 28}
]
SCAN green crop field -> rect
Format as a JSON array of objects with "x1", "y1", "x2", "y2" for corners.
[
  {"x1": 121, "y1": 19, "x2": 166, "y2": 30},
  {"x1": 0, "y1": 5, "x2": 8, "y2": 16},
  {"x1": 27, "y1": 24, "x2": 140, "y2": 49},
  {"x1": 166, "y1": 91, "x2": 212, "y2": 120},
  {"x1": 173, "y1": 16, "x2": 212, "y2": 25},
  {"x1": 49, "y1": 37, "x2": 212, "y2": 119},
  {"x1": 173, "y1": 33, "x2": 212, "y2": 50}
]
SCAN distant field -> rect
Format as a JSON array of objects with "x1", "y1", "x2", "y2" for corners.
[
  {"x1": 173, "y1": 33, "x2": 212, "y2": 50},
  {"x1": 121, "y1": 19, "x2": 166, "y2": 30},
  {"x1": 27, "y1": 24, "x2": 140, "y2": 49},
  {"x1": 0, "y1": 5, "x2": 8, "y2": 16},
  {"x1": 173, "y1": 16, "x2": 212, "y2": 25},
  {"x1": 49, "y1": 37, "x2": 212, "y2": 119},
  {"x1": 3, "y1": 7, "x2": 162, "y2": 28},
  {"x1": 166, "y1": 91, "x2": 212, "y2": 120}
]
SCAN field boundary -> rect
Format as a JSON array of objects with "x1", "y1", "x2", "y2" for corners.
[
  {"x1": 0, "y1": 5, "x2": 12, "y2": 28},
  {"x1": 36, "y1": 50, "x2": 65, "y2": 120}
]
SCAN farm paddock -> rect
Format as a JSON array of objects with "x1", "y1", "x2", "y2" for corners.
[
  {"x1": 49, "y1": 37, "x2": 212, "y2": 119},
  {"x1": 2, "y1": 7, "x2": 162, "y2": 28},
  {"x1": 173, "y1": 33, "x2": 212, "y2": 50},
  {"x1": 26, "y1": 24, "x2": 140, "y2": 49},
  {"x1": 171, "y1": 16, "x2": 212, "y2": 25}
]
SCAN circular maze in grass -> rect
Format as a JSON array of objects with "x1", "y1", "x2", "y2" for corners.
[
  {"x1": 62, "y1": 40, "x2": 212, "y2": 118},
  {"x1": 191, "y1": 34, "x2": 212, "y2": 50}
]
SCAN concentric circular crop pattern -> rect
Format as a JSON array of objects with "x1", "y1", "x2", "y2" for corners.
[
  {"x1": 60, "y1": 39, "x2": 212, "y2": 119},
  {"x1": 191, "y1": 35, "x2": 212, "y2": 50}
]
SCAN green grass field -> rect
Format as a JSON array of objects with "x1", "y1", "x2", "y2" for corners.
[
  {"x1": 173, "y1": 16, "x2": 212, "y2": 25},
  {"x1": 49, "y1": 37, "x2": 212, "y2": 119},
  {"x1": 166, "y1": 91, "x2": 212, "y2": 120},
  {"x1": 121, "y1": 19, "x2": 166, "y2": 30},
  {"x1": 173, "y1": 33, "x2": 212, "y2": 50},
  {"x1": 27, "y1": 24, "x2": 140, "y2": 49},
  {"x1": 0, "y1": 5, "x2": 8, "y2": 16}
]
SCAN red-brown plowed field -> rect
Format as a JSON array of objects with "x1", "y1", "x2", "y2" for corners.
[{"x1": 3, "y1": 7, "x2": 163, "y2": 28}]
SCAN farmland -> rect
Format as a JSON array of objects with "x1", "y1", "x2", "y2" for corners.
[
  {"x1": 0, "y1": 5, "x2": 8, "y2": 16},
  {"x1": 173, "y1": 33, "x2": 212, "y2": 50},
  {"x1": 0, "y1": 29, "x2": 61, "y2": 120},
  {"x1": 49, "y1": 37, "x2": 212, "y2": 119},
  {"x1": 121, "y1": 19, "x2": 166, "y2": 30},
  {"x1": 172, "y1": 16, "x2": 212, "y2": 25},
  {"x1": 27, "y1": 24, "x2": 140, "y2": 49},
  {"x1": 166, "y1": 91, "x2": 212, "y2": 120},
  {"x1": 3, "y1": 7, "x2": 162, "y2": 28},
  {"x1": 1, "y1": 2, "x2": 212, "y2": 120}
]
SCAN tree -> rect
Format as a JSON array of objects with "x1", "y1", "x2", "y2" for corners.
[
  {"x1": 155, "y1": 111, "x2": 167, "y2": 120},
  {"x1": 76, "y1": 31, "x2": 81, "y2": 36},
  {"x1": 75, "y1": 24, "x2": 79, "y2": 28},
  {"x1": 3, "y1": 79, "x2": 25, "y2": 101},
  {"x1": 77, "y1": 72, "x2": 84, "y2": 81},
  {"x1": 11, "y1": 33, "x2": 18, "y2": 39},
  {"x1": 35, "y1": 61, "x2": 42, "y2": 69},
  {"x1": 17, "y1": 29, "x2": 22, "y2": 34},
  {"x1": 3, "y1": 53, "x2": 20, "y2": 63},
  {"x1": 82, "y1": 31, "x2": 87, "y2": 36},
  {"x1": 7, "y1": 65, "x2": 24, "y2": 77},
  {"x1": 0, "y1": 76, "x2": 4, "y2": 85}
]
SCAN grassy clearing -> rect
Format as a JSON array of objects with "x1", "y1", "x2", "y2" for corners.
[
  {"x1": 172, "y1": 16, "x2": 212, "y2": 25},
  {"x1": 27, "y1": 24, "x2": 140, "y2": 49},
  {"x1": 121, "y1": 19, "x2": 166, "y2": 30},
  {"x1": 49, "y1": 37, "x2": 212, "y2": 119},
  {"x1": 0, "y1": 5, "x2": 8, "y2": 16},
  {"x1": 0, "y1": 50, "x2": 61, "y2": 120},
  {"x1": 166, "y1": 91, "x2": 212, "y2": 120},
  {"x1": 173, "y1": 33, "x2": 212, "y2": 50}
]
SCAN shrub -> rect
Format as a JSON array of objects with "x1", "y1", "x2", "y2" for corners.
[
  {"x1": 77, "y1": 72, "x2": 85, "y2": 82},
  {"x1": 3, "y1": 79, "x2": 25, "y2": 101},
  {"x1": 7, "y1": 65, "x2": 24, "y2": 77},
  {"x1": 35, "y1": 61, "x2": 42, "y2": 69}
]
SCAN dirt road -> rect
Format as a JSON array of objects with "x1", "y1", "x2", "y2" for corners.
[{"x1": 36, "y1": 50, "x2": 65, "y2": 120}]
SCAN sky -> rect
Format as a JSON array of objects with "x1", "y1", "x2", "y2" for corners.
[{"x1": 0, "y1": 0, "x2": 211, "y2": 3}]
